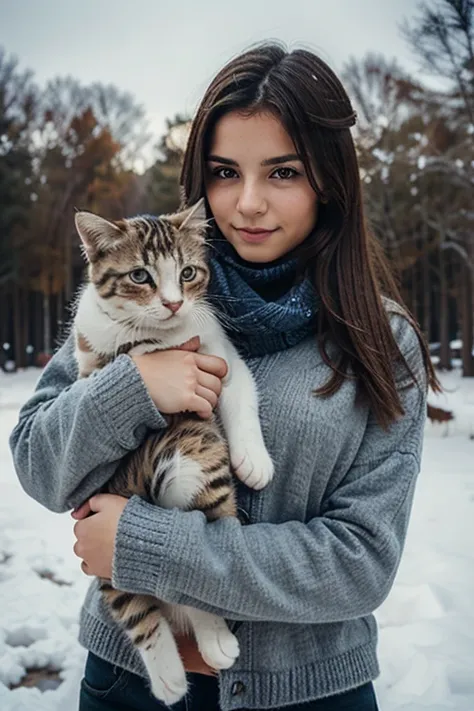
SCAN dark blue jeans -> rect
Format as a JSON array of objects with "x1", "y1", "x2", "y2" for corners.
[{"x1": 79, "y1": 652, "x2": 379, "y2": 711}]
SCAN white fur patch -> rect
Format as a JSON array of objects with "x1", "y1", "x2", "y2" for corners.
[
  {"x1": 75, "y1": 348, "x2": 98, "y2": 378},
  {"x1": 155, "y1": 452, "x2": 205, "y2": 509},
  {"x1": 137, "y1": 617, "x2": 187, "y2": 705},
  {"x1": 202, "y1": 335, "x2": 275, "y2": 490},
  {"x1": 158, "y1": 256, "x2": 182, "y2": 306}
]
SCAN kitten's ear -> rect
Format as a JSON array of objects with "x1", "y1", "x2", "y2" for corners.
[
  {"x1": 167, "y1": 198, "x2": 208, "y2": 235},
  {"x1": 75, "y1": 211, "x2": 124, "y2": 261}
]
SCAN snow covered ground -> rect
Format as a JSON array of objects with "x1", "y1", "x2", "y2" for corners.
[
  {"x1": 0, "y1": 367, "x2": 473, "y2": 710},
  {"x1": 0, "y1": 369, "x2": 88, "y2": 711}
]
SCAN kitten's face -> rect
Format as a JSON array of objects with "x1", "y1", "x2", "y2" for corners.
[{"x1": 75, "y1": 200, "x2": 209, "y2": 328}]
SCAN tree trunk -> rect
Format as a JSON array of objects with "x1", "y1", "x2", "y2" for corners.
[
  {"x1": 421, "y1": 221, "x2": 430, "y2": 339},
  {"x1": 65, "y1": 229, "x2": 73, "y2": 302},
  {"x1": 43, "y1": 292, "x2": 52, "y2": 354},
  {"x1": 56, "y1": 289, "x2": 64, "y2": 341},
  {"x1": 0, "y1": 283, "x2": 9, "y2": 345},
  {"x1": 21, "y1": 287, "x2": 29, "y2": 357},
  {"x1": 13, "y1": 282, "x2": 26, "y2": 368},
  {"x1": 439, "y1": 248, "x2": 452, "y2": 371},
  {"x1": 460, "y1": 261, "x2": 474, "y2": 377},
  {"x1": 411, "y1": 262, "x2": 418, "y2": 323},
  {"x1": 33, "y1": 291, "x2": 42, "y2": 354}
]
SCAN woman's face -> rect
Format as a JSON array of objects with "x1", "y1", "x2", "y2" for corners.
[{"x1": 205, "y1": 111, "x2": 319, "y2": 263}]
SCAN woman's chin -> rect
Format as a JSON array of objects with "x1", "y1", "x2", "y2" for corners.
[
  {"x1": 221, "y1": 236, "x2": 281, "y2": 264},
  {"x1": 234, "y1": 243, "x2": 287, "y2": 264}
]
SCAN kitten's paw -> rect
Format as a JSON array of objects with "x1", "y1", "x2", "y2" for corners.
[
  {"x1": 197, "y1": 627, "x2": 240, "y2": 670},
  {"x1": 148, "y1": 666, "x2": 187, "y2": 706},
  {"x1": 230, "y1": 440, "x2": 274, "y2": 490},
  {"x1": 139, "y1": 620, "x2": 187, "y2": 705}
]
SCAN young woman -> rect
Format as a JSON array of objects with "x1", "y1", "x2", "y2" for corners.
[{"x1": 10, "y1": 43, "x2": 439, "y2": 711}]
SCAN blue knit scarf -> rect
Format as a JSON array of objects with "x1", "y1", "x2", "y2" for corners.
[{"x1": 208, "y1": 238, "x2": 320, "y2": 358}]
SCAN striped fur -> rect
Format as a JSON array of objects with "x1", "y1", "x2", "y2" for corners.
[
  {"x1": 73, "y1": 200, "x2": 245, "y2": 704},
  {"x1": 108, "y1": 414, "x2": 236, "y2": 519}
]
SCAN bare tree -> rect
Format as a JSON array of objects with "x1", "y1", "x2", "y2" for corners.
[
  {"x1": 343, "y1": 54, "x2": 424, "y2": 136},
  {"x1": 87, "y1": 83, "x2": 151, "y2": 168},
  {"x1": 41, "y1": 78, "x2": 150, "y2": 168},
  {"x1": 401, "y1": 0, "x2": 474, "y2": 123},
  {"x1": 0, "y1": 48, "x2": 39, "y2": 366},
  {"x1": 0, "y1": 48, "x2": 37, "y2": 283},
  {"x1": 402, "y1": 1, "x2": 474, "y2": 375},
  {"x1": 342, "y1": 56, "x2": 430, "y2": 269}
]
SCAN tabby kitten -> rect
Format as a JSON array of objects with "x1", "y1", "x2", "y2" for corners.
[{"x1": 73, "y1": 199, "x2": 273, "y2": 705}]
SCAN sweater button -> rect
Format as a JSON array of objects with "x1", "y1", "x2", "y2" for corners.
[
  {"x1": 237, "y1": 507, "x2": 250, "y2": 525},
  {"x1": 231, "y1": 680, "x2": 246, "y2": 696}
]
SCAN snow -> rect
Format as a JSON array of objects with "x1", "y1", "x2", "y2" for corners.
[
  {"x1": 0, "y1": 370, "x2": 88, "y2": 711},
  {"x1": 372, "y1": 147, "x2": 394, "y2": 164},
  {"x1": 1, "y1": 368, "x2": 474, "y2": 710}
]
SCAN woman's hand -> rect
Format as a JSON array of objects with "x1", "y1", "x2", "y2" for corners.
[
  {"x1": 132, "y1": 336, "x2": 228, "y2": 420},
  {"x1": 72, "y1": 494, "x2": 128, "y2": 578},
  {"x1": 72, "y1": 496, "x2": 216, "y2": 676}
]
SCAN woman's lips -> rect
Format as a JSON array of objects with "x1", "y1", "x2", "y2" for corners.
[{"x1": 236, "y1": 227, "x2": 277, "y2": 243}]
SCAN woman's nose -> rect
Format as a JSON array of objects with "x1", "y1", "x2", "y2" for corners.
[{"x1": 236, "y1": 181, "x2": 267, "y2": 216}]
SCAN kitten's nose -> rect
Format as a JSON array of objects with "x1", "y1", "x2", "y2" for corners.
[{"x1": 163, "y1": 300, "x2": 183, "y2": 314}]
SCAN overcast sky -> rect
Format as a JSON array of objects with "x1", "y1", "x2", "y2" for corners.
[{"x1": 2, "y1": 0, "x2": 423, "y2": 151}]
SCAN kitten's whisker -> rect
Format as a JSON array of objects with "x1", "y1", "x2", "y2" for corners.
[
  {"x1": 208, "y1": 295, "x2": 241, "y2": 303},
  {"x1": 194, "y1": 300, "x2": 238, "y2": 333}
]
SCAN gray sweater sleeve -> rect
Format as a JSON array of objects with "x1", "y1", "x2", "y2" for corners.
[
  {"x1": 111, "y1": 318, "x2": 428, "y2": 624},
  {"x1": 9, "y1": 335, "x2": 167, "y2": 513}
]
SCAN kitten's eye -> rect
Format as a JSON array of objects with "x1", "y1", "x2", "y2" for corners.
[
  {"x1": 181, "y1": 266, "x2": 197, "y2": 282},
  {"x1": 129, "y1": 269, "x2": 151, "y2": 284}
]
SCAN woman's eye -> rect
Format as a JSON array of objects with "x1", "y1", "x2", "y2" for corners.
[
  {"x1": 213, "y1": 167, "x2": 238, "y2": 179},
  {"x1": 129, "y1": 269, "x2": 151, "y2": 284},
  {"x1": 181, "y1": 266, "x2": 197, "y2": 282},
  {"x1": 272, "y1": 167, "x2": 298, "y2": 180}
]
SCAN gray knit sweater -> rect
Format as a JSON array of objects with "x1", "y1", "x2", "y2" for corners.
[{"x1": 10, "y1": 312, "x2": 427, "y2": 710}]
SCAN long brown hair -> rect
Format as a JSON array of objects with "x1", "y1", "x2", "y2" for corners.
[{"x1": 180, "y1": 42, "x2": 440, "y2": 428}]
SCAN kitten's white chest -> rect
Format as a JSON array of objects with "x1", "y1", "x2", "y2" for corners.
[{"x1": 75, "y1": 285, "x2": 126, "y2": 354}]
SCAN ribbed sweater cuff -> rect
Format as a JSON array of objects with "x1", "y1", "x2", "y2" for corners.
[
  {"x1": 89, "y1": 355, "x2": 167, "y2": 446},
  {"x1": 112, "y1": 495, "x2": 179, "y2": 596}
]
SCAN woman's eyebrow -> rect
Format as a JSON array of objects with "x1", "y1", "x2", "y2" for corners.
[
  {"x1": 206, "y1": 153, "x2": 302, "y2": 166},
  {"x1": 207, "y1": 155, "x2": 238, "y2": 166},
  {"x1": 261, "y1": 153, "x2": 301, "y2": 166}
]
